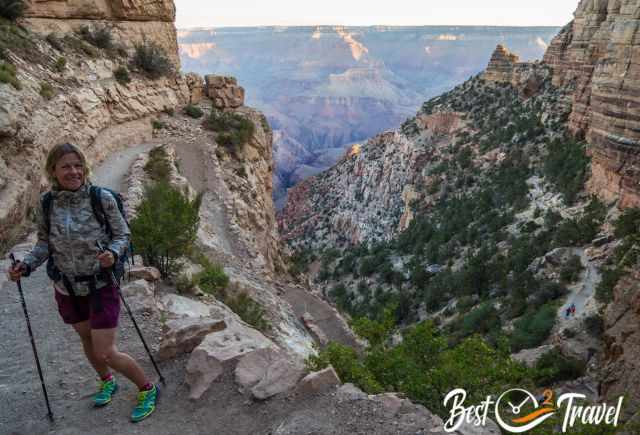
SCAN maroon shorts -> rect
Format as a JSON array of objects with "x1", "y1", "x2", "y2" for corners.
[{"x1": 54, "y1": 284, "x2": 120, "y2": 329}]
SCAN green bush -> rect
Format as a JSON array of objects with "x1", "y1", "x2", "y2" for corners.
[
  {"x1": 204, "y1": 110, "x2": 255, "y2": 155},
  {"x1": 0, "y1": 61, "x2": 19, "y2": 89},
  {"x1": 194, "y1": 261, "x2": 229, "y2": 295},
  {"x1": 144, "y1": 146, "x2": 171, "y2": 182},
  {"x1": 560, "y1": 255, "x2": 583, "y2": 283},
  {"x1": 543, "y1": 137, "x2": 589, "y2": 204},
  {"x1": 510, "y1": 304, "x2": 556, "y2": 351},
  {"x1": 533, "y1": 347, "x2": 585, "y2": 386},
  {"x1": 130, "y1": 181, "x2": 201, "y2": 277},
  {"x1": 63, "y1": 34, "x2": 98, "y2": 58},
  {"x1": 54, "y1": 56, "x2": 66, "y2": 72},
  {"x1": 79, "y1": 24, "x2": 113, "y2": 49},
  {"x1": 131, "y1": 41, "x2": 172, "y2": 79},
  {"x1": 151, "y1": 119, "x2": 166, "y2": 130},
  {"x1": 184, "y1": 104, "x2": 204, "y2": 119},
  {"x1": 596, "y1": 266, "x2": 623, "y2": 304},
  {"x1": 614, "y1": 207, "x2": 640, "y2": 239},
  {"x1": 224, "y1": 292, "x2": 270, "y2": 331},
  {"x1": 39, "y1": 81, "x2": 54, "y2": 99},
  {"x1": 114, "y1": 65, "x2": 130, "y2": 84},
  {"x1": 0, "y1": 0, "x2": 24, "y2": 21}
]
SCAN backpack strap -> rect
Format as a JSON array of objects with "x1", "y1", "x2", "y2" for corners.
[
  {"x1": 41, "y1": 191, "x2": 54, "y2": 235},
  {"x1": 89, "y1": 185, "x2": 110, "y2": 234}
]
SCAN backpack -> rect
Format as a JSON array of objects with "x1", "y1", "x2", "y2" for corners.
[{"x1": 42, "y1": 185, "x2": 133, "y2": 283}]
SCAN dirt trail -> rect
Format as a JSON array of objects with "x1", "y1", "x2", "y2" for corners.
[
  {"x1": 557, "y1": 247, "x2": 601, "y2": 323},
  {"x1": 0, "y1": 140, "x2": 376, "y2": 435}
]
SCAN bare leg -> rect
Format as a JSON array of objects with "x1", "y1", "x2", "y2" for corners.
[
  {"x1": 72, "y1": 321, "x2": 110, "y2": 378},
  {"x1": 91, "y1": 327, "x2": 149, "y2": 389}
]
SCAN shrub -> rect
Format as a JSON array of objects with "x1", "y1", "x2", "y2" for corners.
[
  {"x1": 510, "y1": 304, "x2": 556, "y2": 351},
  {"x1": 151, "y1": 119, "x2": 166, "y2": 130},
  {"x1": 114, "y1": 65, "x2": 130, "y2": 84},
  {"x1": 194, "y1": 261, "x2": 229, "y2": 295},
  {"x1": 130, "y1": 181, "x2": 201, "y2": 277},
  {"x1": 144, "y1": 146, "x2": 171, "y2": 182},
  {"x1": 543, "y1": 137, "x2": 589, "y2": 204},
  {"x1": 224, "y1": 292, "x2": 270, "y2": 331},
  {"x1": 63, "y1": 34, "x2": 98, "y2": 58},
  {"x1": 131, "y1": 41, "x2": 172, "y2": 79},
  {"x1": 54, "y1": 56, "x2": 66, "y2": 72},
  {"x1": 0, "y1": 0, "x2": 24, "y2": 21},
  {"x1": 46, "y1": 33, "x2": 64, "y2": 51},
  {"x1": 533, "y1": 348, "x2": 585, "y2": 386},
  {"x1": 614, "y1": 207, "x2": 640, "y2": 239},
  {"x1": 596, "y1": 266, "x2": 623, "y2": 304},
  {"x1": 184, "y1": 104, "x2": 203, "y2": 119},
  {"x1": 560, "y1": 255, "x2": 583, "y2": 283},
  {"x1": 79, "y1": 24, "x2": 113, "y2": 49},
  {"x1": 204, "y1": 110, "x2": 255, "y2": 155},
  {"x1": 0, "y1": 61, "x2": 20, "y2": 89},
  {"x1": 39, "y1": 82, "x2": 54, "y2": 99},
  {"x1": 162, "y1": 106, "x2": 175, "y2": 116}
]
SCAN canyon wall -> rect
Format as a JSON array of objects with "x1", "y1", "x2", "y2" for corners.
[{"x1": 544, "y1": 0, "x2": 640, "y2": 209}]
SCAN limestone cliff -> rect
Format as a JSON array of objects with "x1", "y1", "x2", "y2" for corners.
[
  {"x1": 544, "y1": 0, "x2": 640, "y2": 209},
  {"x1": 0, "y1": 16, "x2": 189, "y2": 248},
  {"x1": 22, "y1": 0, "x2": 180, "y2": 66}
]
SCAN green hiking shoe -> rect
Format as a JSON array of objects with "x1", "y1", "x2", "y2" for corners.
[
  {"x1": 131, "y1": 384, "x2": 158, "y2": 423},
  {"x1": 94, "y1": 376, "x2": 118, "y2": 407}
]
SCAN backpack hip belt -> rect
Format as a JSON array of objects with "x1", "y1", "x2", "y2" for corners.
[{"x1": 61, "y1": 271, "x2": 113, "y2": 314}]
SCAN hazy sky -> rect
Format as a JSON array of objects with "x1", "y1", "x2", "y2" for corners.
[{"x1": 175, "y1": 0, "x2": 579, "y2": 28}]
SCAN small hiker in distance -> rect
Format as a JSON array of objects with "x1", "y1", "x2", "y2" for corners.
[{"x1": 6, "y1": 143, "x2": 158, "y2": 422}]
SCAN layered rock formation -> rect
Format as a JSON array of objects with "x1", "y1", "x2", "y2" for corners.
[
  {"x1": 544, "y1": 0, "x2": 640, "y2": 209},
  {"x1": 0, "y1": 0, "x2": 192, "y2": 246},
  {"x1": 22, "y1": 0, "x2": 180, "y2": 66},
  {"x1": 602, "y1": 269, "x2": 640, "y2": 420},
  {"x1": 204, "y1": 75, "x2": 245, "y2": 109}
]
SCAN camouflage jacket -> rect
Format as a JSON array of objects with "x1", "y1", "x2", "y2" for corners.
[{"x1": 22, "y1": 183, "x2": 130, "y2": 296}]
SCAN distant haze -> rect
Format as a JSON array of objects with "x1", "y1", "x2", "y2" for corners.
[
  {"x1": 179, "y1": 25, "x2": 560, "y2": 208},
  {"x1": 175, "y1": 0, "x2": 577, "y2": 28}
]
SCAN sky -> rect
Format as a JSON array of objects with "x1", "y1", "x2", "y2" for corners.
[{"x1": 175, "y1": 0, "x2": 579, "y2": 29}]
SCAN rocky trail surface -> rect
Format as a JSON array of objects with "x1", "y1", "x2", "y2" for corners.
[{"x1": 0, "y1": 139, "x2": 445, "y2": 434}]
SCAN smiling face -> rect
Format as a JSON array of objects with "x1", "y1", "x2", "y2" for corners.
[{"x1": 53, "y1": 152, "x2": 85, "y2": 191}]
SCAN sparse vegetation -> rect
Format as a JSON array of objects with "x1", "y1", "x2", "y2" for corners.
[
  {"x1": 78, "y1": 24, "x2": 113, "y2": 50},
  {"x1": 114, "y1": 65, "x2": 131, "y2": 84},
  {"x1": 204, "y1": 110, "x2": 255, "y2": 155},
  {"x1": 46, "y1": 33, "x2": 64, "y2": 51},
  {"x1": 39, "y1": 81, "x2": 54, "y2": 100},
  {"x1": 184, "y1": 104, "x2": 203, "y2": 118},
  {"x1": 130, "y1": 181, "x2": 201, "y2": 278},
  {"x1": 144, "y1": 146, "x2": 171, "y2": 182},
  {"x1": 54, "y1": 56, "x2": 66, "y2": 73},
  {"x1": 63, "y1": 34, "x2": 98, "y2": 58},
  {"x1": 0, "y1": 61, "x2": 19, "y2": 89},
  {"x1": 533, "y1": 347, "x2": 586, "y2": 386},
  {"x1": 0, "y1": 0, "x2": 24, "y2": 21},
  {"x1": 151, "y1": 119, "x2": 166, "y2": 130},
  {"x1": 131, "y1": 41, "x2": 172, "y2": 79}
]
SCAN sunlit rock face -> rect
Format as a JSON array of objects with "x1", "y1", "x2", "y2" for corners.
[
  {"x1": 178, "y1": 25, "x2": 558, "y2": 207},
  {"x1": 544, "y1": 0, "x2": 640, "y2": 209}
]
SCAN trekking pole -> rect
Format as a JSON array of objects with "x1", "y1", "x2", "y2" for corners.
[
  {"x1": 9, "y1": 253, "x2": 54, "y2": 422},
  {"x1": 95, "y1": 242, "x2": 166, "y2": 385}
]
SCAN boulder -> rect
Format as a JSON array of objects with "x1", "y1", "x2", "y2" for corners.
[
  {"x1": 186, "y1": 321, "x2": 273, "y2": 399},
  {"x1": 160, "y1": 293, "x2": 212, "y2": 318},
  {"x1": 185, "y1": 73, "x2": 204, "y2": 105},
  {"x1": 335, "y1": 383, "x2": 367, "y2": 402},
  {"x1": 158, "y1": 316, "x2": 226, "y2": 361},
  {"x1": 235, "y1": 347, "x2": 305, "y2": 400},
  {"x1": 295, "y1": 366, "x2": 341, "y2": 396},
  {"x1": 204, "y1": 75, "x2": 244, "y2": 109},
  {"x1": 456, "y1": 417, "x2": 501, "y2": 435},
  {"x1": 120, "y1": 279, "x2": 157, "y2": 314},
  {"x1": 127, "y1": 265, "x2": 161, "y2": 282}
]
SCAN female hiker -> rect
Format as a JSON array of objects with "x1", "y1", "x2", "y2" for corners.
[{"x1": 6, "y1": 143, "x2": 158, "y2": 422}]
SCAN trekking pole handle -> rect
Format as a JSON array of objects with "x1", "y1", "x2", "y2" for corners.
[
  {"x1": 95, "y1": 241, "x2": 105, "y2": 252},
  {"x1": 9, "y1": 252, "x2": 17, "y2": 266}
]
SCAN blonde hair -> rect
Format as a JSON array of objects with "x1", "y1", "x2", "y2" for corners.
[{"x1": 45, "y1": 143, "x2": 92, "y2": 188}]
